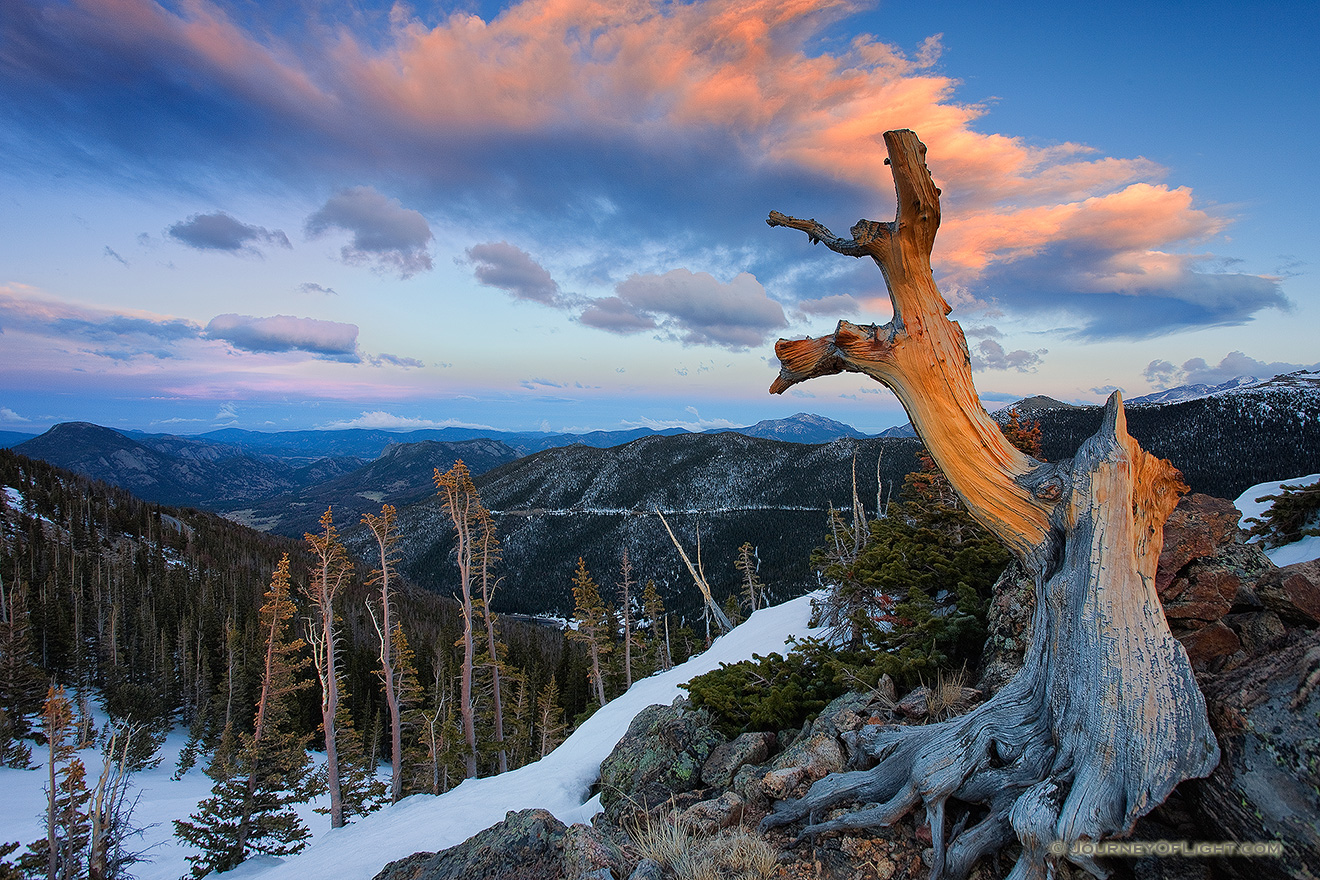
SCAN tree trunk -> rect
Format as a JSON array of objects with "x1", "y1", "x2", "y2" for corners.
[
  {"x1": 436, "y1": 464, "x2": 480, "y2": 780},
  {"x1": 760, "y1": 130, "x2": 1219, "y2": 880},
  {"x1": 364, "y1": 506, "x2": 405, "y2": 803}
]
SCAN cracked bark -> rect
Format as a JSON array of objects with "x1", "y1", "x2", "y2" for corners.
[{"x1": 759, "y1": 130, "x2": 1219, "y2": 880}]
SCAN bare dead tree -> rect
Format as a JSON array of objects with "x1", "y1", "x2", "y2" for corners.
[
  {"x1": 759, "y1": 130, "x2": 1218, "y2": 880},
  {"x1": 654, "y1": 509, "x2": 733, "y2": 634}
]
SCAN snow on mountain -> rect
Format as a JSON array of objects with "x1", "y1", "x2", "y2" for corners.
[
  {"x1": 1129, "y1": 376, "x2": 1263, "y2": 406},
  {"x1": 711, "y1": 412, "x2": 870, "y2": 443},
  {"x1": 1235, "y1": 473, "x2": 1320, "y2": 567},
  {"x1": 0, "y1": 594, "x2": 822, "y2": 880}
]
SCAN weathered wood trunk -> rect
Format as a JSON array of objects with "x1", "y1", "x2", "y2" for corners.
[{"x1": 760, "y1": 130, "x2": 1219, "y2": 880}]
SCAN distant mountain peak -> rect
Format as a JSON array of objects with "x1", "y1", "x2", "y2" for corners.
[
  {"x1": 1128, "y1": 376, "x2": 1263, "y2": 406},
  {"x1": 710, "y1": 412, "x2": 868, "y2": 443}
]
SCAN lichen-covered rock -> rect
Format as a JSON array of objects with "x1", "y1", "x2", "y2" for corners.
[
  {"x1": 1223, "y1": 610, "x2": 1287, "y2": 657},
  {"x1": 811, "y1": 691, "x2": 876, "y2": 737},
  {"x1": 678, "y1": 790, "x2": 745, "y2": 834},
  {"x1": 1191, "y1": 630, "x2": 1320, "y2": 880},
  {"x1": 769, "y1": 731, "x2": 844, "y2": 782},
  {"x1": 761, "y1": 766, "x2": 806, "y2": 800},
  {"x1": 976, "y1": 559, "x2": 1035, "y2": 695},
  {"x1": 702, "y1": 731, "x2": 775, "y2": 788},
  {"x1": 627, "y1": 859, "x2": 664, "y2": 880},
  {"x1": 598, "y1": 702, "x2": 726, "y2": 823},
  {"x1": 370, "y1": 809, "x2": 568, "y2": 880},
  {"x1": 561, "y1": 822, "x2": 626, "y2": 880}
]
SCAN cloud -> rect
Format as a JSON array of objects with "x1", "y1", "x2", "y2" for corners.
[
  {"x1": 168, "y1": 212, "x2": 291, "y2": 253},
  {"x1": 320, "y1": 411, "x2": 496, "y2": 430},
  {"x1": 204, "y1": 313, "x2": 359, "y2": 359},
  {"x1": 305, "y1": 187, "x2": 433, "y2": 278},
  {"x1": 298, "y1": 282, "x2": 337, "y2": 295},
  {"x1": 0, "y1": 286, "x2": 201, "y2": 348},
  {"x1": 581, "y1": 269, "x2": 786, "y2": 350},
  {"x1": 104, "y1": 246, "x2": 128, "y2": 267},
  {"x1": 1143, "y1": 351, "x2": 1320, "y2": 389},
  {"x1": 214, "y1": 402, "x2": 238, "y2": 421},
  {"x1": 971, "y1": 339, "x2": 1046, "y2": 372},
  {"x1": 0, "y1": 406, "x2": 32, "y2": 423},
  {"x1": 466, "y1": 242, "x2": 561, "y2": 304},
  {"x1": 1, "y1": 0, "x2": 1286, "y2": 337},
  {"x1": 368, "y1": 352, "x2": 425, "y2": 369},
  {"x1": 795, "y1": 294, "x2": 863, "y2": 317}
]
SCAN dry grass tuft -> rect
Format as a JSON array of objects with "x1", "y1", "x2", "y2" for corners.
[
  {"x1": 925, "y1": 668, "x2": 974, "y2": 721},
  {"x1": 627, "y1": 809, "x2": 778, "y2": 880}
]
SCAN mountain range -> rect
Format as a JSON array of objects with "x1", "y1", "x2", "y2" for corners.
[{"x1": 7, "y1": 371, "x2": 1318, "y2": 617}]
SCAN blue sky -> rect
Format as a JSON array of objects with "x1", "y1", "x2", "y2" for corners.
[{"x1": 2, "y1": 0, "x2": 1316, "y2": 435}]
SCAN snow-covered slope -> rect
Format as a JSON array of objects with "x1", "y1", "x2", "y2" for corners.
[
  {"x1": 1235, "y1": 473, "x2": 1320, "y2": 567},
  {"x1": 0, "y1": 594, "x2": 822, "y2": 880},
  {"x1": 237, "y1": 593, "x2": 821, "y2": 880}
]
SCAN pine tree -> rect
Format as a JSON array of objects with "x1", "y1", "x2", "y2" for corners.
[
  {"x1": 174, "y1": 555, "x2": 314, "y2": 876},
  {"x1": 641, "y1": 580, "x2": 671, "y2": 673},
  {"x1": 1000, "y1": 408, "x2": 1044, "y2": 460},
  {"x1": 568, "y1": 559, "x2": 612, "y2": 709},
  {"x1": 734, "y1": 542, "x2": 765, "y2": 615},
  {"x1": 0, "y1": 577, "x2": 43, "y2": 765},
  {"x1": 535, "y1": 676, "x2": 566, "y2": 758},
  {"x1": 302, "y1": 508, "x2": 353, "y2": 828}
]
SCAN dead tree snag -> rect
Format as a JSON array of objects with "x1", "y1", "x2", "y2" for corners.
[{"x1": 760, "y1": 130, "x2": 1219, "y2": 880}]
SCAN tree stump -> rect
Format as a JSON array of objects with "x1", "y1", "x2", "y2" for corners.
[{"x1": 759, "y1": 130, "x2": 1219, "y2": 880}]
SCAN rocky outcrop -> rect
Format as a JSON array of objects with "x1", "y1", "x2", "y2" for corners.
[
  {"x1": 371, "y1": 809, "x2": 574, "y2": 880},
  {"x1": 596, "y1": 700, "x2": 726, "y2": 824}
]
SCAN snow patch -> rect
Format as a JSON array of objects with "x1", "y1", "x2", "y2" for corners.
[{"x1": 1234, "y1": 473, "x2": 1320, "y2": 566}]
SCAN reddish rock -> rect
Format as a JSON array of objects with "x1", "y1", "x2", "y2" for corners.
[
  {"x1": 1161, "y1": 566, "x2": 1240, "y2": 621},
  {"x1": 1176, "y1": 620, "x2": 1241, "y2": 668},
  {"x1": 1156, "y1": 493, "x2": 1241, "y2": 594},
  {"x1": 1259, "y1": 560, "x2": 1320, "y2": 624}
]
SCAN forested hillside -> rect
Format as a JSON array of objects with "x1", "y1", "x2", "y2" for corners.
[
  {"x1": 364, "y1": 433, "x2": 924, "y2": 618},
  {"x1": 0, "y1": 450, "x2": 599, "y2": 806}
]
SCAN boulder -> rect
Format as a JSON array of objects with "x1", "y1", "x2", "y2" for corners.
[
  {"x1": 894, "y1": 686, "x2": 931, "y2": 719},
  {"x1": 597, "y1": 702, "x2": 725, "y2": 823},
  {"x1": 1258, "y1": 558, "x2": 1320, "y2": 624},
  {"x1": 1156, "y1": 493, "x2": 1242, "y2": 593},
  {"x1": 1175, "y1": 620, "x2": 1241, "y2": 669},
  {"x1": 561, "y1": 823, "x2": 626, "y2": 880},
  {"x1": 701, "y1": 731, "x2": 775, "y2": 788},
  {"x1": 370, "y1": 809, "x2": 569, "y2": 880},
  {"x1": 769, "y1": 731, "x2": 844, "y2": 782},
  {"x1": 678, "y1": 790, "x2": 745, "y2": 834},
  {"x1": 811, "y1": 691, "x2": 877, "y2": 737}
]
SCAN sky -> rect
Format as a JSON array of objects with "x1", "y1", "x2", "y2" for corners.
[{"x1": 1, "y1": 0, "x2": 1317, "y2": 436}]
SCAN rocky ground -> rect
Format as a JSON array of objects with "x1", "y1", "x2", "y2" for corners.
[{"x1": 370, "y1": 493, "x2": 1319, "y2": 880}]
